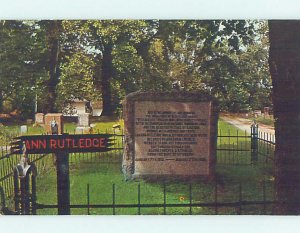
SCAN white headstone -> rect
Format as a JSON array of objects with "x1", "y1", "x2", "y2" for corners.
[
  {"x1": 20, "y1": 125, "x2": 28, "y2": 134},
  {"x1": 78, "y1": 113, "x2": 90, "y2": 127}
]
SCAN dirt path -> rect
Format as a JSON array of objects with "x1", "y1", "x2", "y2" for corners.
[{"x1": 220, "y1": 115, "x2": 275, "y2": 142}]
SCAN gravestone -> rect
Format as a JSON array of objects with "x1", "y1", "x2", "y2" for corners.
[
  {"x1": 35, "y1": 113, "x2": 45, "y2": 125},
  {"x1": 78, "y1": 113, "x2": 90, "y2": 127},
  {"x1": 122, "y1": 92, "x2": 218, "y2": 180},
  {"x1": 76, "y1": 113, "x2": 91, "y2": 133},
  {"x1": 75, "y1": 127, "x2": 92, "y2": 134},
  {"x1": 20, "y1": 125, "x2": 28, "y2": 134},
  {"x1": 254, "y1": 110, "x2": 262, "y2": 117},
  {"x1": 45, "y1": 113, "x2": 64, "y2": 134},
  {"x1": 264, "y1": 107, "x2": 270, "y2": 116},
  {"x1": 26, "y1": 119, "x2": 33, "y2": 125},
  {"x1": 91, "y1": 101, "x2": 103, "y2": 116}
]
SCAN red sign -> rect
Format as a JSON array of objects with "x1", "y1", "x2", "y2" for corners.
[{"x1": 11, "y1": 134, "x2": 114, "y2": 154}]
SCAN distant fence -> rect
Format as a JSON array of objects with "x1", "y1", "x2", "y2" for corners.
[
  {"x1": 216, "y1": 125, "x2": 275, "y2": 165},
  {"x1": 68, "y1": 130, "x2": 124, "y2": 164}
]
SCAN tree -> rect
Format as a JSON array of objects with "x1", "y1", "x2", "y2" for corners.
[
  {"x1": 58, "y1": 20, "x2": 258, "y2": 115},
  {"x1": 62, "y1": 20, "x2": 151, "y2": 116},
  {"x1": 0, "y1": 20, "x2": 47, "y2": 119},
  {"x1": 84, "y1": 20, "x2": 149, "y2": 116},
  {"x1": 56, "y1": 52, "x2": 97, "y2": 114},
  {"x1": 269, "y1": 20, "x2": 300, "y2": 214},
  {"x1": 164, "y1": 20, "x2": 270, "y2": 112},
  {"x1": 0, "y1": 20, "x2": 270, "y2": 119},
  {"x1": 38, "y1": 20, "x2": 63, "y2": 113}
]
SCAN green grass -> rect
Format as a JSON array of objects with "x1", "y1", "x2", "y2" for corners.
[
  {"x1": 255, "y1": 116, "x2": 274, "y2": 127},
  {"x1": 0, "y1": 118, "x2": 274, "y2": 215},
  {"x1": 0, "y1": 118, "x2": 124, "y2": 146},
  {"x1": 218, "y1": 120, "x2": 249, "y2": 135},
  {"x1": 217, "y1": 121, "x2": 252, "y2": 165},
  {"x1": 32, "y1": 119, "x2": 275, "y2": 215},
  {"x1": 35, "y1": 157, "x2": 274, "y2": 215}
]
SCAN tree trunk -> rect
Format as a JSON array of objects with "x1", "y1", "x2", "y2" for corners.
[
  {"x1": 93, "y1": 54, "x2": 102, "y2": 92},
  {"x1": 43, "y1": 20, "x2": 62, "y2": 113},
  {"x1": 0, "y1": 90, "x2": 3, "y2": 113},
  {"x1": 268, "y1": 20, "x2": 300, "y2": 214},
  {"x1": 134, "y1": 40, "x2": 152, "y2": 88},
  {"x1": 101, "y1": 44, "x2": 114, "y2": 116}
]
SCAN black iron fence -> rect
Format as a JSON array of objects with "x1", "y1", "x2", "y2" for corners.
[
  {"x1": 216, "y1": 125, "x2": 275, "y2": 165},
  {"x1": 0, "y1": 146, "x2": 50, "y2": 199},
  {"x1": 0, "y1": 124, "x2": 276, "y2": 215},
  {"x1": 22, "y1": 178, "x2": 277, "y2": 215}
]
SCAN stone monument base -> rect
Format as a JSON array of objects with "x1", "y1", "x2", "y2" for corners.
[
  {"x1": 45, "y1": 113, "x2": 64, "y2": 134},
  {"x1": 75, "y1": 126, "x2": 91, "y2": 134},
  {"x1": 122, "y1": 91, "x2": 218, "y2": 180},
  {"x1": 130, "y1": 174, "x2": 214, "y2": 182}
]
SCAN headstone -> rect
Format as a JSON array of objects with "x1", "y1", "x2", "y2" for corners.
[
  {"x1": 26, "y1": 119, "x2": 33, "y2": 125},
  {"x1": 20, "y1": 125, "x2": 28, "y2": 134},
  {"x1": 45, "y1": 113, "x2": 64, "y2": 134},
  {"x1": 264, "y1": 107, "x2": 270, "y2": 116},
  {"x1": 75, "y1": 126, "x2": 91, "y2": 134},
  {"x1": 254, "y1": 110, "x2": 262, "y2": 117},
  {"x1": 75, "y1": 113, "x2": 90, "y2": 134},
  {"x1": 122, "y1": 92, "x2": 218, "y2": 180},
  {"x1": 78, "y1": 113, "x2": 90, "y2": 127},
  {"x1": 113, "y1": 124, "x2": 121, "y2": 133},
  {"x1": 91, "y1": 101, "x2": 103, "y2": 116},
  {"x1": 35, "y1": 113, "x2": 45, "y2": 125}
]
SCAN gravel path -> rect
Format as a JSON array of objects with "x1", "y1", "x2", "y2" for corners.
[{"x1": 220, "y1": 115, "x2": 275, "y2": 143}]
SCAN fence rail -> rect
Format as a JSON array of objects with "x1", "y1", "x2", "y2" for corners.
[
  {"x1": 216, "y1": 125, "x2": 275, "y2": 165},
  {"x1": 32, "y1": 179, "x2": 276, "y2": 215},
  {"x1": 0, "y1": 125, "x2": 276, "y2": 215}
]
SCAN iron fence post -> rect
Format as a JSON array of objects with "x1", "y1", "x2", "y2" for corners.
[
  {"x1": 13, "y1": 168, "x2": 20, "y2": 213},
  {"x1": 189, "y1": 183, "x2": 192, "y2": 215},
  {"x1": 0, "y1": 186, "x2": 5, "y2": 211},
  {"x1": 20, "y1": 176, "x2": 26, "y2": 214},
  {"x1": 31, "y1": 164, "x2": 37, "y2": 215},
  {"x1": 112, "y1": 184, "x2": 116, "y2": 215},
  {"x1": 138, "y1": 183, "x2": 141, "y2": 215},
  {"x1": 24, "y1": 174, "x2": 30, "y2": 214},
  {"x1": 56, "y1": 151, "x2": 70, "y2": 215},
  {"x1": 238, "y1": 183, "x2": 242, "y2": 215},
  {"x1": 263, "y1": 177, "x2": 266, "y2": 214},
  {"x1": 251, "y1": 122, "x2": 259, "y2": 164},
  {"x1": 87, "y1": 184, "x2": 90, "y2": 215},
  {"x1": 214, "y1": 180, "x2": 218, "y2": 214},
  {"x1": 163, "y1": 183, "x2": 166, "y2": 215}
]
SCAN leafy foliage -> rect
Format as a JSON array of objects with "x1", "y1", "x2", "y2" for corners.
[
  {"x1": 0, "y1": 20, "x2": 271, "y2": 118},
  {"x1": 56, "y1": 52, "x2": 98, "y2": 114}
]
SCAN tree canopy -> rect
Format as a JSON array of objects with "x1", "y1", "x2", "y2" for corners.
[{"x1": 0, "y1": 20, "x2": 271, "y2": 118}]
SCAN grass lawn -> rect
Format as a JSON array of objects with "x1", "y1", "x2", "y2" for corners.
[
  {"x1": 255, "y1": 116, "x2": 274, "y2": 127},
  {"x1": 32, "y1": 119, "x2": 275, "y2": 215},
  {"x1": 0, "y1": 118, "x2": 124, "y2": 146}
]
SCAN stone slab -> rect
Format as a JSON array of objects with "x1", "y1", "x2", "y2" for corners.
[
  {"x1": 78, "y1": 113, "x2": 90, "y2": 127},
  {"x1": 122, "y1": 91, "x2": 218, "y2": 180},
  {"x1": 20, "y1": 125, "x2": 28, "y2": 134},
  {"x1": 45, "y1": 113, "x2": 64, "y2": 134},
  {"x1": 35, "y1": 113, "x2": 45, "y2": 125},
  {"x1": 75, "y1": 126, "x2": 91, "y2": 134}
]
